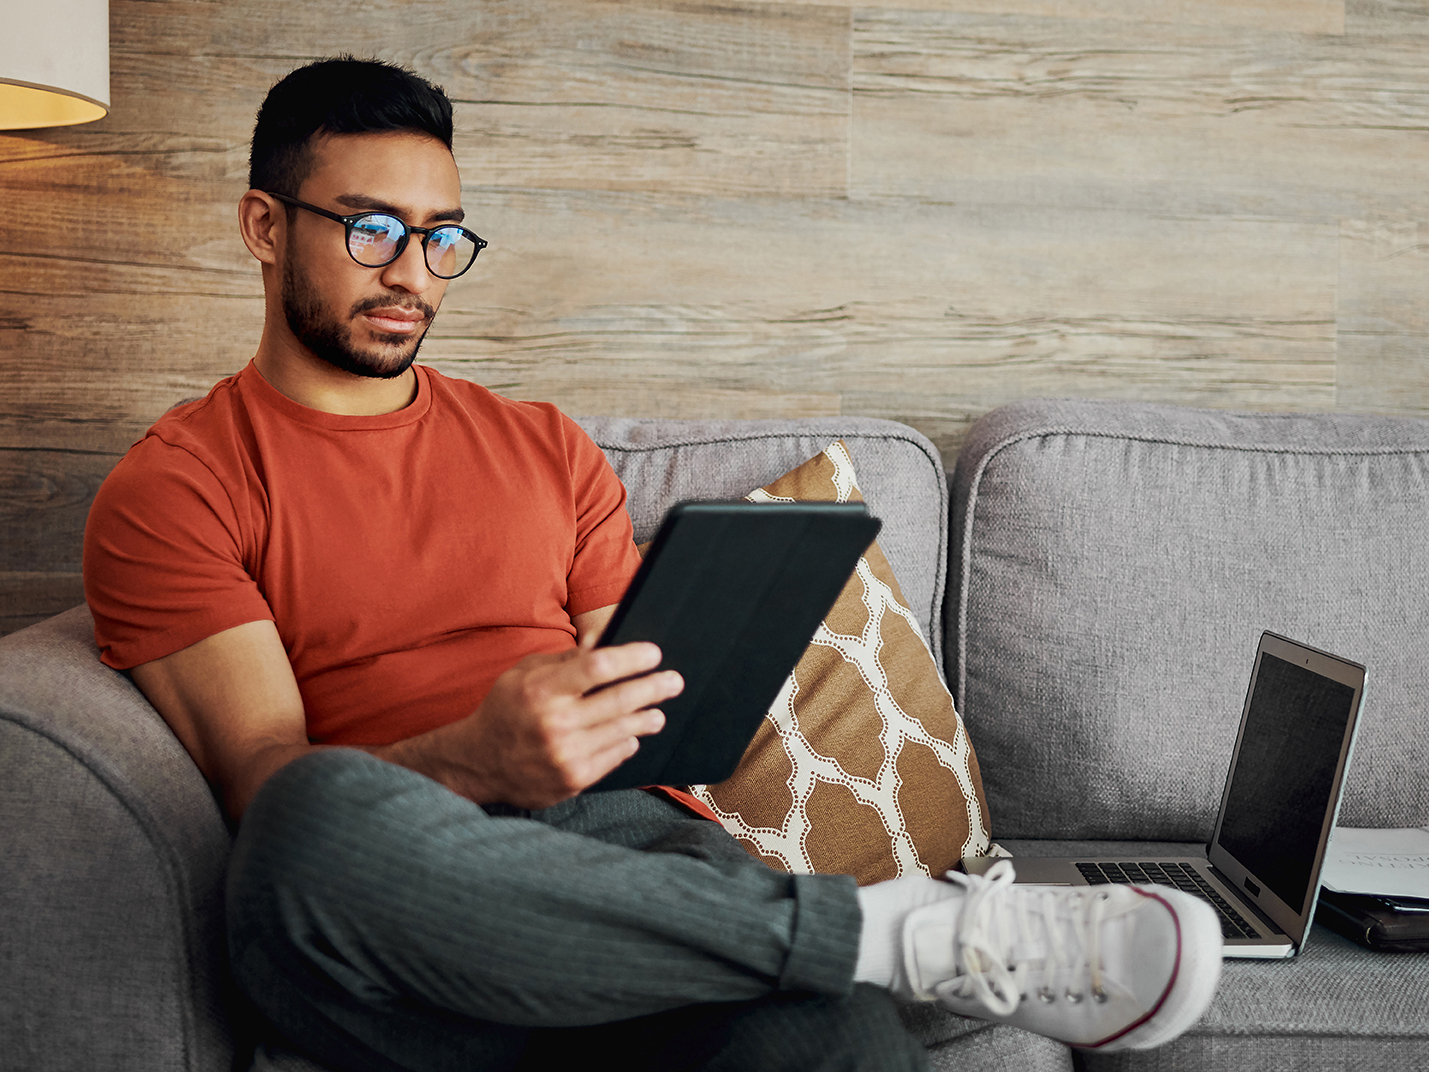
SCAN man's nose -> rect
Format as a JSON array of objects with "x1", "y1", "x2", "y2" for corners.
[{"x1": 379, "y1": 235, "x2": 431, "y2": 292}]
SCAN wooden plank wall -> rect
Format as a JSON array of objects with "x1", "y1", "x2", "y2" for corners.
[{"x1": 3, "y1": 0, "x2": 1428, "y2": 634}]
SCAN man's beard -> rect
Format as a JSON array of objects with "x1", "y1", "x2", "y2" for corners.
[{"x1": 281, "y1": 255, "x2": 435, "y2": 380}]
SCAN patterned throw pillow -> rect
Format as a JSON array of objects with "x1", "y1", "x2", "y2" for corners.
[{"x1": 687, "y1": 441, "x2": 992, "y2": 885}]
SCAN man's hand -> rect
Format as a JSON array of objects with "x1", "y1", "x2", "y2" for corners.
[{"x1": 410, "y1": 640, "x2": 682, "y2": 809}]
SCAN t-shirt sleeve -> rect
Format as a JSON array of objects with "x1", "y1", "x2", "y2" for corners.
[
  {"x1": 560, "y1": 416, "x2": 642, "y2": 617},
  {"x1": 83, "y1": 436, "x2": 275, "y2": 670}
]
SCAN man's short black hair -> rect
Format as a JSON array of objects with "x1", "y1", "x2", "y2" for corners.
[{"x1": 249, "y1": 56, "x2": 454, "y2": 196}]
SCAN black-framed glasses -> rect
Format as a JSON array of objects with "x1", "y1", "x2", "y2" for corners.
[{"x1": 267, "y1": 192, "x2": 487, "y2": 279}]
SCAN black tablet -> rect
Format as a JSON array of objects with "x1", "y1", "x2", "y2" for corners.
[{"x1": 587, "y1": 500, "x2": 881, "y2": 792}]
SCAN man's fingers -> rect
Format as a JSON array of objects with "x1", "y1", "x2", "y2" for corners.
[
  {"x1": 592, "y1": 706, "x2": 665, "y2": 744},
  {"x1": 575, "y1": 708, "x2": 666, "y2": 785},
  {"x1": 567, "y1": 641, "x2": 677, "y2": 697},
  {"x1": 635, "y1": 707, "x2": 666, "y2": 737},
  {"x1": 478, "y1": 643, "x2": 681, "y2": 800},
  {"x1": 638, "y1": 669, "x2": 683, "y2": 707},
  {"x1": 595, "y1": 640, "x2": 663, "y2": 676},
  {"x1": 592, "y1": 668, "x2": 683, "y2": 718}
]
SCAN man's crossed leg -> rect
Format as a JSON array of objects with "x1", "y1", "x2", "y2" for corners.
[{"x1": 229, "y1": 750, "x2": 1219, "y2": 1071}]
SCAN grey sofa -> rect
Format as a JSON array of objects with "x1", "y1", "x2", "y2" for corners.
[{"x1": 2, "y1": 401, "x2": 1426, "y2": 1071}]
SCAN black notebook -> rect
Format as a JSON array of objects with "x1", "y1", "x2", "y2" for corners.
[{"x1": 587, "y1": 500, "x2": 881, "y2": 792}]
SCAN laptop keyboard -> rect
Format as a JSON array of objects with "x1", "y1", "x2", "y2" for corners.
[{"x1": 1075, "y1": 861, "x2": 1260, "y2": 940}]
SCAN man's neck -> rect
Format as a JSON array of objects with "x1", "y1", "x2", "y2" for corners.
[{"x1": 252, "y1": 333, "x2": 419, "y2": 416}]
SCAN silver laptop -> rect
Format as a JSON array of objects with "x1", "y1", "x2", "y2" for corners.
[{"x1": 966, "y1": 631, "x2": 1366, "y2": 958}]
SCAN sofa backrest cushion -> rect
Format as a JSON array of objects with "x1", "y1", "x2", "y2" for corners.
[
  {"x1": 577, "y1": 416, "x2": 949, "y2": 672},
  {"x1": 949, "y1": 399, "x2": 1429, "y2": 840}
]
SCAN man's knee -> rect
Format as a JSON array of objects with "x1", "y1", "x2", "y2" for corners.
[
  {"x1": 241, "y1": 748, "x2": 411, "y2": 836},
  {"x1": 226, "y1": 750, "x2": 428, "y2": 985},
  {"x1": 231, "y1": 748, "x2": 447, "y2": 896}
]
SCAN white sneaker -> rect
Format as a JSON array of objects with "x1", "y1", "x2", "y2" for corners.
[{"x1": 902, "y1": 860, "x2": 1222, "y2": 1051}]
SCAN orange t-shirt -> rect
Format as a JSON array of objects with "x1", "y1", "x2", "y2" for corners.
[{"x1": 83, "y1": 361, "x2": 642, "y2": 746}]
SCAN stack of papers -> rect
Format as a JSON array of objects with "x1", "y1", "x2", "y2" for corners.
[{"x1": 1322, "y1": 827, "x2": 1429, "y2": 899}]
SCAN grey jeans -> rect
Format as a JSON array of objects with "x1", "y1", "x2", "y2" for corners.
[{"x1": 227, "y1": 749, "x2": 929, "y2": 1071}]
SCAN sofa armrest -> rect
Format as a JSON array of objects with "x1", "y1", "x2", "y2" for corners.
[{"x1": 0, "y1": 606, "x2": 238, "y2": 1071}]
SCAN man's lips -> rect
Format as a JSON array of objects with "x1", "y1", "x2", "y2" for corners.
[{"x1": 361, "y1": 307, "x2": 427, "y2": 334}]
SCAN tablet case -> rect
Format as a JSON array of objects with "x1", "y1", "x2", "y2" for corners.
[
  {"x1": 588, "y1": 500, "x2": 881, "y2": 792},
  {"x1": 1316, "y1": 889, "x2": 1429, "y2": 953}
]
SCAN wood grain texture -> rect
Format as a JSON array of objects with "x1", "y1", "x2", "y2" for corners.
[
  {"x1": 1337, "y1": 217, "x2": 1429, "y2": 413},
  {"x1": 1346, "y1": 0, "x2": 1429, "y2": 34},
  {"x1": 3, "y1": 0, "x2": 1429, "y2": 633},
  {"x1": 0, "y1": 449, "x2": 117, "y2": 573},
  {"x1": 101, "y1": 0, "x2": 852, "y2": 199},
  {"x1": 755, "y1": 0, "x2": 1345, "y2": 35},
  {"x1": 0, "y1": 573, "x2": 86, "y2": 636},
  {"x1": 851, "y1": 10, "x2": 1429, "y2": 218},
  {"x1": 421, "y1": 190, "x2": 1336, "y2": 444}
]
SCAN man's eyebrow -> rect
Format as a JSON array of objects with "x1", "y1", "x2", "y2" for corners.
[{"x1": 335, "y1": 193, "x2": 466, "y2": 224}]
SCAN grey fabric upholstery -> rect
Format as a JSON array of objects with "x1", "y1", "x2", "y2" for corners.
[
  {"x1": 1087, "y1": 1037, "x2": 1429, "y2": 1072},
  {"x1": 0, "y1": 605, "x2": 237, "y2": 1072},
  {"x1": 949, "y1": 399, "x2": 1429, "y2": 841},
  {"x1": 923, "y1": 1023, "x2": 1075, "y2": 1070}
]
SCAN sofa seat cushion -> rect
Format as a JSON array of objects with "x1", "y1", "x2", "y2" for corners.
[
  {"x1": 949, "y1": 399, "x2": 1429, "y2": 840},
  {"x1": 997, "y1": 840, "x2": 1429, "y2": 1071},
  {"x1": 912, "y1": 1016, "x2": 1073, "y2": 1071}
]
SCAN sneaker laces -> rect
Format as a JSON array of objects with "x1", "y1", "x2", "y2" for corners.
[{"x1": 937, "y1": 860, "x2": 1112, "y2": 1017}]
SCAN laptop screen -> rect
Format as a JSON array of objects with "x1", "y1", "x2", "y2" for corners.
[{"x1": 1216, "y1": 651, "x2": 1359, "y2": 914}]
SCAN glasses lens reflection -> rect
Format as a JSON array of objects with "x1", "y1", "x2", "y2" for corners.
[
  {"x1": 342, "y1": 211, "x2": 480, "y2": 278},
  {"x1": 347, "y1": 214, "x2": 405, "y2": 266},
  {"x1": 426, "y1": 227, "x2": 477, "y2": 278}
]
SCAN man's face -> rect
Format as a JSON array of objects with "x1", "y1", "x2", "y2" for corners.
[{"x1": 279, "y1": 130, "x2": 464, "y2": 380}]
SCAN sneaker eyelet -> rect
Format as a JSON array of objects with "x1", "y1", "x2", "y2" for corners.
[
  {"x1": 1065, "y1": 989, "x2": 1084, "y2": 1004},
  {"x1": 1093, "y1": 987, "x2": 1109, "y2": 1004},
  {"x1": 1038, "y1": 987, "x2": 1056, "y2": 1004}
]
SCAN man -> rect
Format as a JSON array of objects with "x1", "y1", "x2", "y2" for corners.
[{"x1": 83, "y1": 58, "x2": 1221, "y2": 1071}]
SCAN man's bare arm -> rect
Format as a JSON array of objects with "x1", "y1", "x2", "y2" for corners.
[
  {"x1": 129, "y1": 620, "x2": 310, "y2": 823},
  {"x1": 571, "y1": 604, "x2": 617, "y2": 646},
  {"x1": 131, "y1": 609, "x2": 678, "y2": 823}
]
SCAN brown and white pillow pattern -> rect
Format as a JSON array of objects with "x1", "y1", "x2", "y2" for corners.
[{"x1": 687, "y1": 441, "x2": 992, "y2": 885}]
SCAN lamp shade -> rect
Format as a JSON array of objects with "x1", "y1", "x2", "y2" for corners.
[{"x1": 0, "y1": 0, "x2": 109, "y2": 130}]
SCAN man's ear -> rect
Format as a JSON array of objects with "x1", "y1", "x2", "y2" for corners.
[{"x1": 239, "y1": 190, "x2": 285, "y2": 267}]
